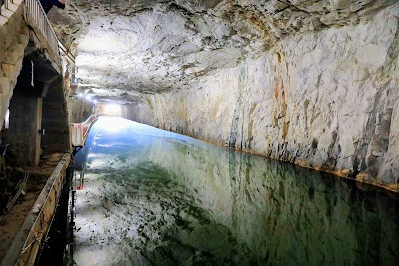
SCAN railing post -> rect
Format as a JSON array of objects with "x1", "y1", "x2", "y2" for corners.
[
  {"x1": 2, "y1": 0, "x2": 74, "y2": 72},
  {"x1": 1, "y1": 0, "x2": 16, "y2": 21}
]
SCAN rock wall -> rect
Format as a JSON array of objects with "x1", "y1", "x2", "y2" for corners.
[
  {"x1": 0, "y1": 3, "x2": 29, "y2": 128},
  {"x1": 128, "y1": 4, "x2": 399, "y2": 191},
  {"x1": 67, "y1": 97, "x2": 94, "y2": 123}
]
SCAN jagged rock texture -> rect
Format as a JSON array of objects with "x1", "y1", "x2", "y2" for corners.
[
  {"x1": 55, "y1": 0, "x2": 397, "y2": 98},
  {"x1": 52, "y1": 1, "x2": 399, "y2": 190},
  {"x1": 0, "y1": 5, "x2": 29, "y2": 127},
  {"x1": 126, "y1": 3, "x2": 399, "y2": 191}
]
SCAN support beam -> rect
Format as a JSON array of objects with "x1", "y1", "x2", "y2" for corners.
[
  {"x1": 41, "y1": 78, "x2": 71, "y2": 155},
  {"x1": 7, "y1": 93, "x2": 42, "y2": 166}
]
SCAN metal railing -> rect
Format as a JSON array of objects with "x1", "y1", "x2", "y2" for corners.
[
  {"x1": 71, "y1": 114, "x2": 99, "y2": 147},
  {"x1": 1, "y1": 0, "x2": 75, "y2": 68},
  {"x1": 24, "y1": 0, "x2": 63, "y2": 67},
  {"x1": 58, "y1": 39, "x2": 75, "y2": 64},
  {"x1": 0, "y1": 0, "x2": 10, "y2": 16}
]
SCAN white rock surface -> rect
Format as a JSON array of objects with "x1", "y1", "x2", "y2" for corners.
[
  {"x1": 54, "y1": 0, "x2": 397, "y2": 99},
  {"x1": 126, "y1": 3, "x2": 399, "y2": 190},
  {"x1": 51, "y1": 1, "x2": 399, "y2": 190}
]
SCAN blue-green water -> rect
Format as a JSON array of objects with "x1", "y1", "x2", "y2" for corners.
[{"x1": 74, "y1": 116, "x2": 399, "y2": 266}]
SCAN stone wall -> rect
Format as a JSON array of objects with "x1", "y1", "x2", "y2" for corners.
[
  {"x1": 42, "y1": 78, "x2": 72, "y2": 155},
  {"x1": 67, "y1": 97, "x2": 93, "y2": 123},
  {"x1": 0, "y1": 3, "x2": 76, "y2": 161},
  {"x1": 128, "y1": 4, "x2": 399, "y2": 191},
  {"x1": 0, "y1": 3, "x2": 29, "y2": 128}
]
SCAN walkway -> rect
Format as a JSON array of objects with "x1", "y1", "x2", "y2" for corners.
[{"x1": 0, "y1": 0, "x2": 74, "y2": 265}]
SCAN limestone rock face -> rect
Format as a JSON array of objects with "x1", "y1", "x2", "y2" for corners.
[
  {"x1": 0, "y1": 5, "x2": 29, "y2": 127},
  {"x1": 54, "y1": 1, "x2": 399, "y2": 190},
  {"x1": 56, "y1": 0, "x2": 396, "y2": 99},
  {"x1": 126, "y1": 3, "x2": 399, "y2": 191}
]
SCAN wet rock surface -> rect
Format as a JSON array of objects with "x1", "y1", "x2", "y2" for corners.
[
  {"x1": 74, "y1": 117, "x2": 399, "y2": 265},
  {"x1": 47, "y1": 1, "x2": 399, "y2": 189}
]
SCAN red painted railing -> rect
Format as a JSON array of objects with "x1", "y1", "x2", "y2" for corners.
[{"x1": 71, "y1": 114, "x2": 99, "y2": 147}]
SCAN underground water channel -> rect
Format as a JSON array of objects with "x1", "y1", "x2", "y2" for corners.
[{"x1": 72, "y1": 116, "x2": 399, "y2": 266}]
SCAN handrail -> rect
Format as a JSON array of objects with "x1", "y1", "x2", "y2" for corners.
[
  {"x1": 80, "y1": 114, "x2": 99, "y2": 138},
  {"x1": 71, "y1": 114, "x2": 99, "y2": 147},
  {"x1": 58, "y1": 39, "x2": 75, "y2": 64},
  {"x1": 24, "y1": 0, "x2": 63, "y2": 67},
  {"x1": 1, "y1": 0, "x2": 76, "y2": 76},
  {"x1": 1, "y1": 154, "x2": 71, "y2": 266}
]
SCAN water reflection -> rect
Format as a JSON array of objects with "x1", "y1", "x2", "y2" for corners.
[{"x1": 74, "y1": 117, "x2": 399, "y2": 266}]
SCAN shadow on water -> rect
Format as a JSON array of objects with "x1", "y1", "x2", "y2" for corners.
[{"x1": 75, "y1": 117, "x2": 399, "y2": 266}]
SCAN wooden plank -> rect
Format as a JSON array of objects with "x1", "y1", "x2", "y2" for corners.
[{"x1": 0, "y1": 153, "x2": 71, "y2": 266}]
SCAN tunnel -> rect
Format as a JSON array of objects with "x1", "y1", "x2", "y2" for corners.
[{"x1": 0, "y1": 0, "x2": 399, "y2": 265}]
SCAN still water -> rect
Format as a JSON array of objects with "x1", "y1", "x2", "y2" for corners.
[{"x1": 74, "y1": 116, "x2": 399, "y2": 266}]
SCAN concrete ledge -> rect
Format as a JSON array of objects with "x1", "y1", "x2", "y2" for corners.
[
  {"x1": 0, "y1": 7, "x2": 13, "y2": 18},
  {"x1": 0, "y1": 16, "x2": 7, "y2": 27},
  {"x1": 0, "y1": 0, "x2": 23, "y2": 28},
  {"x1": 7, "y1": 2, "x2": 19, "y2": 12},
  {"x1": 0, "y1": 153, "x2": 71, "y2": 266}
]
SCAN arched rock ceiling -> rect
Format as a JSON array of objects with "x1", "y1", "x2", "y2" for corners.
[{"x1": 50, "y1": 0, "x2": 395, "y2": 103}]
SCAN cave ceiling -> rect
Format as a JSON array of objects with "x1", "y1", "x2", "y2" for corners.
[{"x1": 48, "y1": 0, "x2": 395, "y2": 104}]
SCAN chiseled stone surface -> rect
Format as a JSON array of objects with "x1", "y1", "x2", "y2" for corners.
[
  {"x1": 0, "y1": 4, "x2": 29, "y2": 127},
  {"x1": 58, "y1": 0, "x2": 397, "y2": 98},
  {"x1": 127, "y1": 4, "x2": 399, "y2": 191},
  {"x1": 53, "y1": 1, "x2": 399, "y2": 190}
]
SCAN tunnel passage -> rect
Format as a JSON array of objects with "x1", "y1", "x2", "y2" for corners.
[
  {"x1": 0, "y1": 1, "x2": 77, "y2": 264},
  {"x1": 57, "y1": 0, "x2": 398, "y2": 192},
  {"x1": 2, "y1": 46, "x2": 70, "y2": 166},
  {"x1": 0, "y1": 41, "x2": 73, "y2": 265},
  {"x1": 41, "y1": 77, "x2": 71, "y2": 156}
]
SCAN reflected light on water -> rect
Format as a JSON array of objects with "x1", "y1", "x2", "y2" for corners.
[
  {"x1": 103, "y1": 104, "x2": 122, "y2": 117},
  {"x1": 97, "y1": 116, "x2": 127, "y2": 133},
  {"x1": 74, "y1": 116, "x2": 399, "y2": 266}
]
